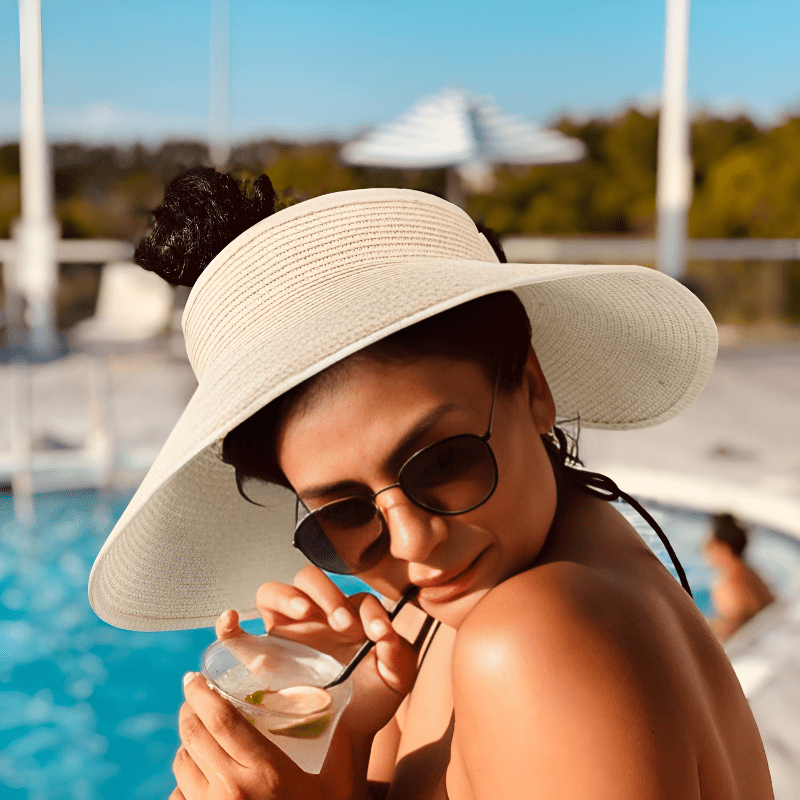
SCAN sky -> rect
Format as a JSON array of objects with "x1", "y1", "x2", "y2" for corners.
[{"x1": 1, "y1": 0, "x2": 799, "y2": 145}]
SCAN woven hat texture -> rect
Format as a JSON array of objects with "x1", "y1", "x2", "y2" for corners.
[{"x1": 88, "y1": 188, "x2": 718, "y2": 631}]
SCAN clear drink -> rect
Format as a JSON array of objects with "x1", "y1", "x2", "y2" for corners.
[{"x1": 201, "y1": 634, "x2": 352, "y2": 774}]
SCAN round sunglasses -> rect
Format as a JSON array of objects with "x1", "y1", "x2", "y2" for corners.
[{"x1": 292, "y1": 377, "x2": 501, "y2": 574}]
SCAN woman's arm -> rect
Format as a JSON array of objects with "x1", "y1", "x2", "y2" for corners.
[
  {"x1": 367, "y1": 715, "x2": 402, "y2": 800},
  {"x1": 451, "y1": 563, "x2": 698, "y2": 800},
  {"x1": 366, "y1": 606, "x2": 435, "y2": 797}
]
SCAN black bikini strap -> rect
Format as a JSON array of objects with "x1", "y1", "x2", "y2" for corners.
[
  {"x1": 564, "y1": 467, "x2": 693, "y2": 598},
  {"x1": 417, "y1": 618, "x2": 442, "y2": 671}
]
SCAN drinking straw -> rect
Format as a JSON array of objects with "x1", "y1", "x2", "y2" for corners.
[{"x1": 324, "y1": 585, "x2": 418, "y2": 689}]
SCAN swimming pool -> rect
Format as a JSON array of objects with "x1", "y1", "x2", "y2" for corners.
[{"x1": 2, "y1": 489, "x2": 800, "y2": 799}]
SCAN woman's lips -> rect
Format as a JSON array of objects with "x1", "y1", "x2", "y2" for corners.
[{"x1": 416, "y1": 549, "x2": 488, "y2": 604}]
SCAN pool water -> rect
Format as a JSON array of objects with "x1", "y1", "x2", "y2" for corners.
[{"x1": 2, "y1": 489, "x2": 799, "y2": 799}]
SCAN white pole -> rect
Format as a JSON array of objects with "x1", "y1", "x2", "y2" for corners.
[
  {"x1": 656, "y1": 0, "x2": 692, "y2": 280},
  {"x1": 17, "y1": 0, "x2": 59, "y2": 354},
  {"x1": 209, "y1": 0, "x2": 230, "y2": 169},
  {"x1": 10, "y1": 362, "x2": 34, "y2": 524}
]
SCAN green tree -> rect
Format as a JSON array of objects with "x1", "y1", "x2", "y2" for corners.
[{"x1": 689, "y1": 118, "x2": 800, "y2": 237}]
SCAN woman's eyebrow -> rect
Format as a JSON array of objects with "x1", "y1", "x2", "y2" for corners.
[
  {"x1": 296, "y1": 402, "x2": 460, "y2": 502},
  {"x1": 384, "y1": 402, "x2": 460, "y2": 474}
]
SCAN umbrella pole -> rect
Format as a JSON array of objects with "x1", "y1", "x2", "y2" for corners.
[{"x1": 445, "y1": 167, "x2": 466, "y2": 209}]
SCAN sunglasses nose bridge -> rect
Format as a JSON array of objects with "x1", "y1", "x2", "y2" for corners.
[{"x1": 373, "y1": 481, "x2": 402, "y2": 502}]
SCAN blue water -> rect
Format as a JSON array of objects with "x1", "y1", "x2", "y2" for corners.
[{"x1": 2, "y1": 489, "x2": 799, "y2": 799}]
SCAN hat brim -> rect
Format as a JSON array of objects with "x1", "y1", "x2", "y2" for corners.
[{"x1": 89, "y1": 258, "x2": 717, "y2": 630}]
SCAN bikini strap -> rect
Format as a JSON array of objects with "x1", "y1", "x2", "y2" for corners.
[
  {"x1": 563, "y1": 467, "x2": 694, "y2": 598},
  {"x1": 416, "y1": 616, "x2": 442, "y2": 671}
]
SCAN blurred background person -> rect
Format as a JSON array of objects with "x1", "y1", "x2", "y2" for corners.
[{"x1": 705, "y1": 513, "x2": 775, "y2": 642}]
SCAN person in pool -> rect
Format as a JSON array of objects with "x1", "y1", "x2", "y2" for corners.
[
  {"x1": 90, "y1": 168, "x2": 773, "y2": 799},
  {"x1": 705, "y1": 513, "x2": 775, "y2": 642}
]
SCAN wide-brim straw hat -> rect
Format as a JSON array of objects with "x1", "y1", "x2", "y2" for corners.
[{"x1": 89, "y1": 188, "x2": 718, "y2": 631}]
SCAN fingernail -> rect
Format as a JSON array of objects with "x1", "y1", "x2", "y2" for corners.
[
  {"x1": 377, "y1": 659, "x2": 400, "y2": 686},
  {"x1": 369, "y1": 618, "x2": 390, "y2": 638},
  {"x1": 289, "y1": 597, "x2": 311, "y2": 616},
  {"x1": 183, "y1": 671, "x2": 197, "y2": 688},
  {"x1": 332, "y1": 607, "x2": 352, "y2": 630}
]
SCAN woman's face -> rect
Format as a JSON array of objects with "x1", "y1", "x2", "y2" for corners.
[{"x1": 276, "y1": 352, "x2": 558, "y2": 628}]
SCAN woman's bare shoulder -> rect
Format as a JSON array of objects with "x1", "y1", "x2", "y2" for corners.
[
  {"x1": 452, "y1": 560, "x2": 676, "y2": 714},
  {"x1": 449, "y1": 563, "x2": 696, "y2": 798},
  {"x1": 456, "y1": 560, "x2": 641, "y2": 655}
]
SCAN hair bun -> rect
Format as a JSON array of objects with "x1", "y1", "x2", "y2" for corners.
[{"x1": 134, "y1": 167, "x2": 278, "y2": 287}]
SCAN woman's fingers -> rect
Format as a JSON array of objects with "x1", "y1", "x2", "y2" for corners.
[
  {"x1": 215, "y1": 608, "x2": 245, "y2": 639},
  {"x1": 182, "y1": 672, "x2": 299, "y2": 773},
  {"x1": 249, "y1": 575, "x2": 380, "y2": 661},
  {"x1": 178, "y1": 688, "x2": 246, "y2": 772},
  {"x1": 255, "y1": 581, "x2": 325, "y2": 631},
  {"x1": 293, "y1": 565, "x2": 359, "y2": 633},
  {"x1": 177, "y1": 675, "x2": 319, "y2": 799},
  {"x1": 172, "y1": 744, "x2": 207, "y2": 798},
  {"x1": 358, "y1": 594, "x2": 417, "y2": 694}
]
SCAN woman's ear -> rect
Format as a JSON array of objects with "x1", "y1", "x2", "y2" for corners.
[{"x1": 522, "y1": 346, "x2": 556, "y2": 434}]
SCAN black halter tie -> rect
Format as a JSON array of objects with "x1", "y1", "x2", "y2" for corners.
[{"x1": 563, "y1": 467, "x2": 694, "y2": 598}]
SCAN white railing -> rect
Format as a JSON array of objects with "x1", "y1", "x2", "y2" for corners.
[
  {"x1": 1, "y1": 238, "x2": 134, "y2": 521},
  {"x1": 501, "y1": 237, "x2": 800, "y2": 264}
]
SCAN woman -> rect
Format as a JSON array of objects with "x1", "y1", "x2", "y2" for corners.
[{"x1": 89, "y1": 168, "x2": 773, "y2": 799}]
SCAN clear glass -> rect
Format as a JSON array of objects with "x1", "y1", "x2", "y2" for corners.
[{"x1": 201, "y1": 634, "x2": 353, "y2": 774}]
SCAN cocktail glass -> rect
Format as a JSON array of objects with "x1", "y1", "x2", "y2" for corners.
[{"x1": 201, "y1": 634, "x2": 353, "y2": 774}]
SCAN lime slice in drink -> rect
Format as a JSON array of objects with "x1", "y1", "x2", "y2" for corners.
[
  {"x1": 269, "y1": 712, "x2": 333, "y2": 739},
  {"x1": 257, "y1": 685, "x2": 332, "y2": 715},
  {"x1": 244, "y1": 688, "x2": 275, "y2": 706}
]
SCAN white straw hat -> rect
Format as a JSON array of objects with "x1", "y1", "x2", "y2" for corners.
[{"x1": 88, "y1": 188, "x2": 717, "y2": 631}]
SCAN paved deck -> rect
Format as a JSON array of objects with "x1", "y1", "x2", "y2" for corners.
[
  {"x1": 1, "y1": 332, "x2": 799, "y2": 796},
  {"x1": 580, "y1": 339, "x2": 800, "y2": 538}
]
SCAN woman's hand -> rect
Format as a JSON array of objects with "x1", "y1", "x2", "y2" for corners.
[
  {"x1": 170, "y1": 566, "x2": 419, "y2": 798},
  {"x1": 218, "y1": 565, "x2": 418, "y2": 736},
  {"x1": 172, "y1": 673, "x2": 331, "y2": 800}
]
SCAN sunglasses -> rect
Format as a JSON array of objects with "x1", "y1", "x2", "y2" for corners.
[{"x1": 292, "y1": 376, "x2": 501, "y2": 575}]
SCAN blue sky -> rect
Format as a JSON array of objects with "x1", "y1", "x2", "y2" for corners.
[{"x1": 1, "y1": 0, "x2": 799, "y2": 144}]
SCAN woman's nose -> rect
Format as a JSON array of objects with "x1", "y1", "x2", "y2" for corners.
[{"x1": 377, "y1": 489, "x2": 447, "y2": 564}]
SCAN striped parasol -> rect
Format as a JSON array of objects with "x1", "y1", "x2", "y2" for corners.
[{"x1": 341, "y1": 87, "x2": 586, "y2": 196}]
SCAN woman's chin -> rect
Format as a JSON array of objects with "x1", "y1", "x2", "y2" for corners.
[{"x1": 418, "y1": 574, "x2": 499, "y2": 629}]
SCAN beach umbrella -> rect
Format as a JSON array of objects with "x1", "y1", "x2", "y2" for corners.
[{"x1": 341, "y1": 87, "x2": 586, "y2": 200}]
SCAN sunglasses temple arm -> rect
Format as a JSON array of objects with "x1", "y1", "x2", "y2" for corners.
[
  {"x1": 323, "y1": 585, "x2": 419, "y2": 689},
  {"x1": 485, "y1": 368, "x2": 502, "y2": 439}
]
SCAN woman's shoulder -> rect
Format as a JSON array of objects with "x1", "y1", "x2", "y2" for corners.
[
  {"x1": 461, "y1": 559, "x2": 634, "y2": 637},
  {"x1": 448, "y1": 563, "x2": 701, "y2": 797},
  {"x1": 452, "y1": 560, "x2": 668, "y2": 703}
]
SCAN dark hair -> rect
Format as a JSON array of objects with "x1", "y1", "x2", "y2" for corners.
[
  {"x1": 711, "y1": 513, "x2": 748, "y2": 557},
  {"x1": 134, "y1": 166, "x2": 279, "y2": 287},
  {"x1": 135, "y1": 168, "x2": 579, "y2": 502}
]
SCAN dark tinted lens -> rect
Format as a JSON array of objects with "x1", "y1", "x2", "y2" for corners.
[
  {"x1": 400, "y1": 435, "x2": 497, "y2": 513},
  {"x1": 296, "y1": 497, "x2": 386, "y2": 574},
  {"x1": 293, "y1": 515, "x2": 352, "y2": 574}
]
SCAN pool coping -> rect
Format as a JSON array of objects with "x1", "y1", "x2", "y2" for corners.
[{"x1": 591, "y1": 462, "x2": 800, "y2": 542}]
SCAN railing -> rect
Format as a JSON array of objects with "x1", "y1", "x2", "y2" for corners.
[
  {"x1": 502, "y1": 237, "x2": 800, "y2": 324},
  {"x1": 501, "y1": 236, "x2": 800, "y2": 264},
  {"x1": 1, "y1": 238, "x2": 133, "y2": 521}
]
